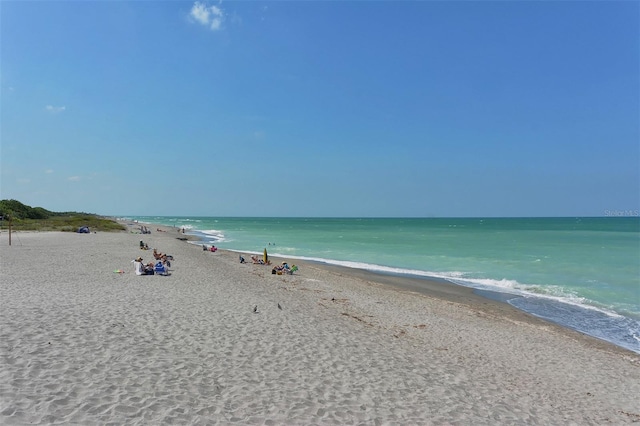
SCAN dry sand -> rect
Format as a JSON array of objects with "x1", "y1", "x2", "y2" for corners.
[{"x1": 1, "y1": 226, "x2": 639, "y2": 425}]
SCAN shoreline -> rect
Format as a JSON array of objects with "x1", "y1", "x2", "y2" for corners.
[
  {"x1": 2, "y1": 226, "x2": 639, "y2": 424},
  {"x1": 179, "y1": 225, "x2": 640, "y2": 356},
  {"x1": 270, "y1": 254, "x2": 639, "y2": 357},
  {"x1": 312, "y1": 263, "x2": 640, "y2": 355},
  {"x1": 123, "y1": 218, "x2": 640, "y2": 357}
]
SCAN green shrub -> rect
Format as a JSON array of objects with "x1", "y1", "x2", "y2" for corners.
[{"x1": 0, "y1": 200, "x2": 125, "y2": 232}]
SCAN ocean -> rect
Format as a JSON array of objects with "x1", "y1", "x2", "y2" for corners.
[{"x1": 127, "y1": 216, "x2": 640, "y2": 354}]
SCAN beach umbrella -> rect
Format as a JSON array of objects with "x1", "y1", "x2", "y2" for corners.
[{"x1": 263, "y1": 248, "x2": 268, "y2": 264}]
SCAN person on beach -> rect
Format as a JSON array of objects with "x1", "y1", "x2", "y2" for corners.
[
  {"x1": 134, "y1": 257, "x2": 144, "y2": 275},
  {"x1": 271, "y1": 262, "x2": 297, "y2": 275},
  {"x1": 133, "y1": 257, "x2": 156, "y2": 275},
  {"x1": 272, "y1": 262, "x2": 290, "y2": 275},
  {"x1": 153, "y1": 249, "x2": 174, "y2": 260},
  {"x1": 133, "y1": 257, "x2": 149, "y2": 275}
]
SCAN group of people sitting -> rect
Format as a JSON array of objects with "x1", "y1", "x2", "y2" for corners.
[
  {"x1": 272, "y1": 262, "x2": 298, "y2": 275},
  {"x1": 132, "y1": 246, "x2": 174, "y2": 276},
  {"x1": 248, "y1": 255, "x2": 298, "y2": 275},
  {"x1": 133, "y1": 257, "x2": 168, "y2": 276},
  {"x1": 202, "y1": 244, "x2": 218, "y2": 252}
]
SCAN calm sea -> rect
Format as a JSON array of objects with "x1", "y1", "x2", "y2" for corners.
[{"x1": 127, "y1": 216, "x2": 640, "y2": 353}]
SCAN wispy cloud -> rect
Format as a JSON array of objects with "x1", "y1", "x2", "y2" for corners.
[
  {"x1": 190, "y1": 1, "x2": 224, "y2": 31},
  {"x1": 68, "y1": 176, "x2": 81, "y2": 181},
  {"x1": 45, "y1": 105, "x2": 66, "y2": 114},
  {"x1": 45, "y1": 169, "x2": 54, "y2": 174}
]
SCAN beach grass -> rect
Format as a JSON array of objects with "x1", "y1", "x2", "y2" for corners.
[
  {"x1": 0, "y1": 214, "x2": 125, "y2": 232},
  {"x1": 0, "y1": 199, "x2": 125, "y2": 232}
]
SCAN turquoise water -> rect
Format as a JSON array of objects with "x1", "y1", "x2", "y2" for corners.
[{"x1": 127, "y1": 216, "x2": 640, "y2": 353}]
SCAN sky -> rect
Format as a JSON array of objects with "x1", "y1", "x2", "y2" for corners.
[{"x1": 1, "y1": 1, "x2": 638, "y2": 217}]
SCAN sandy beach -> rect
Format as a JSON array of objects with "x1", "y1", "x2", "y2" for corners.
[{"x1": 1, "y1": 226, "x2": 639, "y2": 425}]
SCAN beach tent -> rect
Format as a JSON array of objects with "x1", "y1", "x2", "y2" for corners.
[{"x1": 77, "y1": 226, "x2": 90, "y2": 233}]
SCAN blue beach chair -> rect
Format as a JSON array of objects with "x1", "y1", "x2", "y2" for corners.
[{"x1": 154, "y1": 262, "x2": 168, "y2": 276}]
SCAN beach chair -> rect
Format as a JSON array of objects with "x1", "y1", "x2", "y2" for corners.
[
  {"x1": 285, "y1": 265, "x2": 298, "y2": 275},
  {"x1": 154, "y1": 262, "x2": 168, "y2": 276}
]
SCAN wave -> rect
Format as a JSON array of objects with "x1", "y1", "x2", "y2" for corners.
[
  {"x1": 196, "y1": 229, "x2": 228, "y2": 243},
  {"x1": 448, "y1": 277, "x2": 632, "y2": 319}
]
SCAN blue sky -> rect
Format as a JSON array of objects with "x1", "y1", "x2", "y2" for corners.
[{"x1": 1, "y1": 1, "x2": 638, "y2": 217}]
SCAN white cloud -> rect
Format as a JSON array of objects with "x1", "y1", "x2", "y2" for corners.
[
  {"x1": 45, "y1": 105, "x2": 66, "y2": 114},
  {"x1": 45, "y1": 169, "x2": 54, "y2": 174},
  {"x1": 190, "y1": 1, "x2": 224, "y2": 31},
  {"x1": 68, "y1": 176, "x2": 81, "y2": 181}
]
